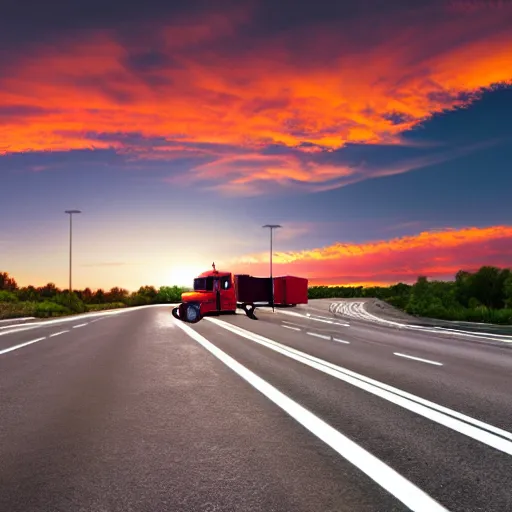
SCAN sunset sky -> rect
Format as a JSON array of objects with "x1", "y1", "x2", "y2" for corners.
[{"x1": 1, "y1": 0, "x2": 511, "y2": 290}]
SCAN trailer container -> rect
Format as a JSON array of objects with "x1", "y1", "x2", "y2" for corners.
[{"x1": 273, "y1": 276, "x2": 309, "y2": 306}]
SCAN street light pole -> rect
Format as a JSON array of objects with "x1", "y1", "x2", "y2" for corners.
[
  {"x1": 262, "y1": 224, "x2": 282, "y2": 311},
  {"x1": 65, "y1": 210, "x2": 81, "y2": 293}
]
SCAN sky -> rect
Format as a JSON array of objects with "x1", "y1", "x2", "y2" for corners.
[{"x1": 1, "y1": 0, "x2": 511, "y2": 290}]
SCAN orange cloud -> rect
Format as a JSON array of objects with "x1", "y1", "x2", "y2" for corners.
[
  {"x1": 226, "y1": 226, "x2": 512, "y2": 285},
  {"x1": 0, "y1": 3, "x2": 511, "y2": 190}
]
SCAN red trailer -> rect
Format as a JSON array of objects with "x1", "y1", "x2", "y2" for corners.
[
  {"x1": 273, "y1": 276, "x2": 309, "y2": 306},
  {"x1": 172, "y1": 263, "x2": 308, "y2": 323}
]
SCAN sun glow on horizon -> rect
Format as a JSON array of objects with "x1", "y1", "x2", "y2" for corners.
[{"x1": 166, "y1": 264, "x2": 206, "y2": 287}]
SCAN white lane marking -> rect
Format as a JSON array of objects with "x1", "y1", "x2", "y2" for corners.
[
  {"x1": 330, "y1": 301, "x2": 512, "y2": 341},
  {"x1": 283, "y1": 325, "x2": 301, "y2": 331},
  {"x1": 174, "y1": 319, "x2": 448, "y2": 512},
  {"x1": 0, "y1": 317, "x2": 35, "y2": 325},
  {"x1": 411, "y1": 326, "x2": 512, "y2": 343},
  {"x1": 394, "y1": 353, "x2": 443, "y2": 366},
  {"x1": 72, "y1": 323, "x2": 88, "y2": 329},
  {"x1": 282, "y1": 320, "x2": 304, "y2": 327},
  {"x1": 0, "y1": 337, "x2": 46, "y2": 355},
  {"x1": 309, "y1": 313, "x2": 349, "y2": 322},
  {"x1": 277, "y1": 310, "x2": 350, "y2": 327},
  {"x1": 0, "y1": 305, "x2": 160, "y2": 337},
  {"x1": 49, "y1": 330, "x2": 69, "y2": 337},
  {"x1": 207, "y1": 318, "x2": 512, "y2": 452},
  {"x1": 307, "y1": 332, "x2": 330, "y2": 340},
  {"x1": 428, "y1": 326, "x2": 512, "y2": 340},
  {"x1": 0, "y1": 325, "x2": 41, "y2": 337},
  {"x1": 334, "y1": 338, "x2": 351, "y2": 345}
]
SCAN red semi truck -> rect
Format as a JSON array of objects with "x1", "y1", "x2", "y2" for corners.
[{"x1": 172, "y1": 263, "x2": 308, "y2": 323}]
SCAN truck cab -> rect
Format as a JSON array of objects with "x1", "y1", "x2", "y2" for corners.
[{"x1": 179, "y1": 264, "x2": 237, "y2": 318}]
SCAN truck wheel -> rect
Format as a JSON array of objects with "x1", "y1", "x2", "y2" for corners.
[
  {"x1": 184, "y1": 303, "x2": 201, "y2": 323},
  {"x1": 173, "y1": 303, "x2": 202, "y2": 323}
]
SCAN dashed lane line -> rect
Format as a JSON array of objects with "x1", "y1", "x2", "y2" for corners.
[
  {"x1": 394, "y1": 353, "x2": 443, "y2": 366},
  {"x1": 0, "y1": 337, "x2": 47, "y2": 356}
]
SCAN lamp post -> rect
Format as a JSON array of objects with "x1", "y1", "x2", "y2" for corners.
[
  {"x1": 65, "y1": 210, "x2": 81, "y2": 293},
  {"x1": 262, "y1": 224, "x2": 282, "y2": 311}
]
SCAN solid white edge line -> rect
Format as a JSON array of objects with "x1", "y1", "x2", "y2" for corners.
[
  {"x1": 0, "y1": 337, "x2": 47, "y2": 355},
  {"x1": 206, "y1": 318, "x2": 512, "y2": 452},
  {"x1": 329, "y1": 301, "x2": 512, "y2": 341},
  {"x1": 307, "y1": 332, "x2": 331, "y2": 340},
  {"x1": 0, "y1": 317, "x2": 36, "y2": 325},
  {"x1": 283, "y1": 325, "x2": 301, "y2": 331},
  {"x1": 49, "y1": 330, "x2": 69, "y2": 337},
  {"x1": 394, "y1": 353, "x2": 443, "y2": 366},
  {"x1": 173, "y1": 318, "x2": 448, "y2": 512},
  {"x1": 72, "y1": 323, "x2": 88, "y2": 328},
  {"x1": 0, "y1": 304, "x2": 174, "y2": 337},
  {"x1": 333, "y1": 338, "x2": 351, "y2": 344}
]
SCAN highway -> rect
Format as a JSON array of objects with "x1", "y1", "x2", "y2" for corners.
[{"x1": 1, "y1": 302, "x2": 511, "y2": 512}]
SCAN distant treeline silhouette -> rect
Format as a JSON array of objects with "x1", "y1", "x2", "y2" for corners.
[
  {"x1": 1, "y1": 266, "x2": 512, "y2": 324},
  {"x1": 0, "y1": 271, "x2": 189, "y2": 319}
]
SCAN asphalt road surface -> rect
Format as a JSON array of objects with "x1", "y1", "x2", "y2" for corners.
[{"x1": 1, "y1": 302, "x2": 511, "y2": 512}]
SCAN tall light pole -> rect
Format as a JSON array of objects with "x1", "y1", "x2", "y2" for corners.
[
  {"x1": 262, "y1": 224, "x2": 282, "y2": 311},
  {"x1": 65, "y1": 210, "x2": 81, "y2": 293}
]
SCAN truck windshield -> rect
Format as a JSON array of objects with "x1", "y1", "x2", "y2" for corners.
[{"x1": 193, "y1": 277, "x2": 214, "y2": 291}]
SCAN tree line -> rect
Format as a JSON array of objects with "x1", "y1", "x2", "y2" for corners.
[
  {"x1": 2, "y1": 266, "x2": 512, "y2": 324},
  {"x1": 0, "y1": 272, "x2": 189, "y2": 319},
  {"x1": 308, "y1": 266, "x2": 512, "y2": 325}
]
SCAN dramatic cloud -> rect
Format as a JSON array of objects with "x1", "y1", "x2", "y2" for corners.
[
  {"x1": 0, "y1": 1, "x2": 511, "y2": 192},
  {"x1": 228, "y1": 226, "x2": 512, "y2": 285}
]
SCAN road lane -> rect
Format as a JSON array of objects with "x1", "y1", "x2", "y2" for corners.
[
  {"x1": 224, "y1": 310, "x2": 512, "y2": 434},
  {"x1": 174, "y1": 319, "x2": 448, "y2": 512},
  {"x1": 0, "y1": 306, "x2": 411, "y2": 512},
  {"x1": 193, "y1": 317, "x2": 512, "y2": 512},
  {"x1": 2, "y1": 304, "x2": 512, "y2": 511}
]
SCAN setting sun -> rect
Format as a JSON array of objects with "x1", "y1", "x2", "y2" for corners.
[{"x1": 167, "y1": 265, "x2": 205, "y2": 287}]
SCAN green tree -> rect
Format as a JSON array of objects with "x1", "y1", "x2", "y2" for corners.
[
  {"x1": 80, "y1": 288, "x2": 94, "y2": 303},
  {"x1": 157, "y1": 286, "x2": 186, "y2": 303},
  {"x1": 38, "y1": 283, "x2": 60, "y2": 299},
  {"x1": 0, "y1": 272, "x2": 18, "y2": 291},
  {"x1": 93, "y1": 289, "x2": 106, "y2": 303},
  {"x1": 105, "y1": 287, "x2": 129, "y2": 303},
  {"x1": 52, "y1": 292, "x2": 86, "y2": 313},
  {"x1": 17, "y1": 285, "x2": 39, "y2": 302},
  {"x1": 504, "y1": 274, "x2": 512, "y2": 308},
  {"x1": 470, "y1": 266, "x2": 508, "y2": 309},
  {"x1": 455, "y1": 270, "x2": 472, "y2": 307}
]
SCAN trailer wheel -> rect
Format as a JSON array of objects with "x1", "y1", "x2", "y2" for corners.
[{"x1": 241, "y1": 303, "x2": 258, "y2": 320}]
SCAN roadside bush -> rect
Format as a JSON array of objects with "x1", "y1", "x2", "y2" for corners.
[
  {"x1": 156, "y1": 286, "x2": 188, "y2": 303},
  {"x1": 0, "y1": 301, "x2": 36, "y2": 319},
  {"x1": 386, "y1": 295, "x2": 408, "y2": 309},
  {"x1": 86, "y1": 302, "x2": 127, "y2": 312},
  {"x1": 33, "y1": 301, "x2": 71, "y2": 318},
  {"x1": 0, "y1": 290, "x2": 19, "y2": 303},
  {"x1": 51, "y1": 292, "x2": 87, "y2": 313}
]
